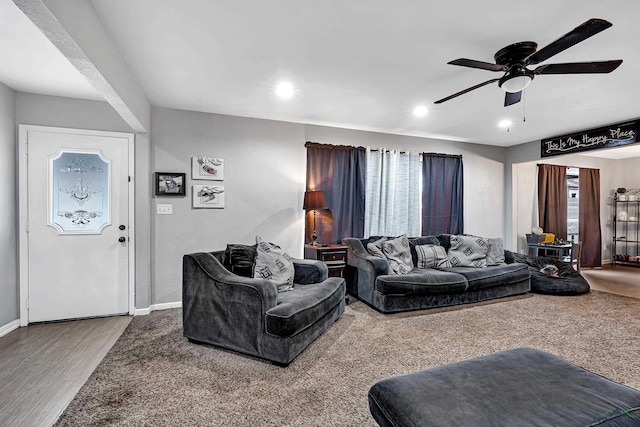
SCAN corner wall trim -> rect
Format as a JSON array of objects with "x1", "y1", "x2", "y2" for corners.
[
  {"x1": 0, "y1": 320, "x2": 21, "y2": 337},
  {"x1": 134, "y1": 301, "x2": 181, "y2": 316}
]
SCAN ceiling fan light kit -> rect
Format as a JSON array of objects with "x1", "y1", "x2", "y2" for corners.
[
  {"x1": 499, "y1": 72, "x2": 533, "y2": 93},
  {"x1": 434, "y1": 18, "x2": 623, "y2": 107}
]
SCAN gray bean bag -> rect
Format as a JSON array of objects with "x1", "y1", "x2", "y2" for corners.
[{"x1": 514, "y1": 254, "x2": 590, "y2": 295}]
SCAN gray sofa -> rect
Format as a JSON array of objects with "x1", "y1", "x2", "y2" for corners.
[
  {"x1": 183, "y1": 248, "x2": 345, "y2": 365},
  {"x1": 342, "y1": 235, "x2": 530, "y2": 313}
]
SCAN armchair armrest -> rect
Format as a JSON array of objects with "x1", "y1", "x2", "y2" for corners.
[
  {"x1": 342, "y1": 238, "x2": 390, "y2": 276},
  {"x1": 293, "y1": 258, "x2": 328, "y2": 284},
  {"x1": 183, "y1": 252, "x2": 278, "y2": 312}
]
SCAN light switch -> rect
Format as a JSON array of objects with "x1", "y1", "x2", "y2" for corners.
[{"x1": 157, "y1": 204, "x2": 173, "y2": 214}]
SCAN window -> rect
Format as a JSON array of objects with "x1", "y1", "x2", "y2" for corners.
[{"x1": 364, "y1": 149, "x2": 421, "y2": 237}]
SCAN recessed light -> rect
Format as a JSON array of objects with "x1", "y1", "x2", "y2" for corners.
[
  {"x1": 498, "y1": 119, "x2": 512, "y2": 128},
  {"x1": 275, "y1": 82, "x2": 294, "y2": 99},
  {"x1": 413, "y1": 105, "x2": 428, "y2": 117}
]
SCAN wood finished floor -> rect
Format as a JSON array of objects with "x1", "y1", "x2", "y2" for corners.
[
  {"x1": 0, "y1": 315, "x2": 131, "y2": 427},
  {"x1": 581, "y1": 264, "x2": 640, "y2": 299},
  {"x1": 0, "y1": 266, "x2": 637, "y2": 426}
]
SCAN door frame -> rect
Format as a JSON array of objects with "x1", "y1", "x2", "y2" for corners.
[{"x1": 18, "y1": 125, "x2": 136, "y2": 326}]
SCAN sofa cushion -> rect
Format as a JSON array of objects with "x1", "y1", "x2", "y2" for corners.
[
  {"x1": 485, "y1": 238, "x2": 505, "y2": 266},
  {"x1": 254, "y1": 236, "x2": 295, "y2": 292},
  {"x1": 265, "y1": 278, "x2": 344, "y2": 337},
  {"x1": 224, "y1": 244, "x2": 256, "y2": 277},
  {"x1": 449, "y1": 263, "x2": 530, "y2": 291},
  {"x1": 448, "y1": 235, "x2": 488, "y2": 268},
  {"x1": 375, "y1": 269, "x2": 468, "y2": 295},
  {"x1": 415, "y1": 244, "x2": 452, "y2": 269},
  {"x1": 382, "y1": 235, "x2": 414, "y2": 274}
]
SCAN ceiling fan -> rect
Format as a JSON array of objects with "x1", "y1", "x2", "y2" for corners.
[{"x1": 434, "y1": 18, "x2": 623, "y2": 107}]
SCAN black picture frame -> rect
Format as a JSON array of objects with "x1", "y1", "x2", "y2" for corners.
[{"x1": 155, "y1": 172, "x2": 186, "y2": 196}]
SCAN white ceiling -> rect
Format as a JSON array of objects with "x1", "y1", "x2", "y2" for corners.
[
  {"x1": 0, "y1": 0, "x2": 101, "y2": 100},
  {"x1": 2, "y1": 0, "x2": 640, "y2": 151}
]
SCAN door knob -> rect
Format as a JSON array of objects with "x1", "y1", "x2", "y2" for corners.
[{"x1": 118, "y1": 237, "x2": 126, "y2": 243}]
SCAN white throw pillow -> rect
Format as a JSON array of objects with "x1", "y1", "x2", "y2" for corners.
[
  {"x1": 381, "y1": 234, "x2": 413, "y2": 274},
  {"x1": 485, "y1": 238, "x2": 505, "y2": 266},
  {"x1": 415, "y1": 244, "x2": 452, "y2": 269},
  {"x1": 253, "y1": 236, "x2": 295, "y2": 292},
  {"x1": 448, "y1": 235, "x2": 488, "y2": 268}
]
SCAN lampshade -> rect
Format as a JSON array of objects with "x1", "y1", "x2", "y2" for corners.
[
  {"x1": 303, "y1": 190, "x2": 327, "y2": 210},
  {"x1": 499, "y1": 73, "x2": 533, "y2": 93}
]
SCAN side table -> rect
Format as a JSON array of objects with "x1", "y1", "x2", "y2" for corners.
[{"x1": 304, "y1": 244, "x2": 349, "y2": 304}]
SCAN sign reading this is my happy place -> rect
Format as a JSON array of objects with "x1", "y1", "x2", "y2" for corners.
[{"x1": 541, "y1": 120, "x2": 639, "y2": 158}]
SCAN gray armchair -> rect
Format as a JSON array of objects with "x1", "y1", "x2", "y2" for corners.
[{"x1": 182, "y1": 250, "x2": 345, "y2": 365}]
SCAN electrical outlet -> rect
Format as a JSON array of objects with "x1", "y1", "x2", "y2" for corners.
[{"x1": 157, "y1": 204, "x2": 173, "y2": 214}]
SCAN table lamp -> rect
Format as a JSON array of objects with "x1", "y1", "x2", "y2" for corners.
[{"x1": 303, "y1": 190, "x2": 327, "y2": 246}]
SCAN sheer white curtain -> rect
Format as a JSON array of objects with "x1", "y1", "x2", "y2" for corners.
[{"x1": 364, "y1": 148, "x2": 421, "y2": 237}]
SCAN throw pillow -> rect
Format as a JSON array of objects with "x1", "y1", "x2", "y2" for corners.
[
  {"x1": 224, "y1": 244, "x2": 257, "y2": 277},
  {"x1": 381, "y1": 234, "x2": 413, "y2": 274},
  {"x1": 486, "y1": 238, "x2": 506, "y2": 266},
  {"x1": 415, "y1": 244, "x2": 452, "y2": 269},
  {"x1": 448, "y1": 235, "x2": 488, "y2": 268},
  {"x1": 409, "y1": 236, "x2": 441, "y2": 266},
  {"x1": 366, "y1": 237, "x2": 388, "y2": 258},
  {"x1": 253, "y1": 236, "x2": 295, "y2": 292}
]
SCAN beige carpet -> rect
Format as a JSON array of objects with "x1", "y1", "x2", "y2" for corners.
[{"x1": 55, "y1": 291, "x2": 640, "y2": 426}]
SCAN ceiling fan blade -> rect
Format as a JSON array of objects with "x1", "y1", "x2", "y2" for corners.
[
  {"x1": 504, "y1": 91, "x2": 522, "y2": 107},
  {"x1": 448, "y1": 58, "x2": 507, "y2": 72},
  {"x1": 525, "y1": 18, "x2": 613, "y2": 65},
  {"x1": 434, "y1": 78, "x2": 500, "y2": 104},
  {"x1": 534, "y1": 60, "x2": 623, "y2": 74}
]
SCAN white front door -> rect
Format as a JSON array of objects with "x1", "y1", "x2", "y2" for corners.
[{"x1": 20, "y1": 125, "x2": 134, "y2": 323}]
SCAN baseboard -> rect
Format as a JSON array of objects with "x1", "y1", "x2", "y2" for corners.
[
  {"x1": 134, "y1": 301, "x2": 181, "y2": 316},
  {"x1": 0, "y1": 319, "x2": 20, "y2": 337}
]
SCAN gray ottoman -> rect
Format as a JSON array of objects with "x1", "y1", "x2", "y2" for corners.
[{"x1": 368, "y1": 347, "x2": 640, "y2": 427}]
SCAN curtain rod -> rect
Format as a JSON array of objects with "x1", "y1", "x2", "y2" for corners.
[
  {"x1": 368, "y1": 148, "x2": 413, "y2": 154},
  {"x1": 537, "y1": 163, "x2": 599, "y2": 171},
  {"x1": 369, "y1": 149, "x2": 461, "y2": 157},
  {"x1": 305, "y1": 141, "x2": 462, "y2": 158},
  {"x1": 305, "y1": 141, "x2": 365, "y2": 150}
]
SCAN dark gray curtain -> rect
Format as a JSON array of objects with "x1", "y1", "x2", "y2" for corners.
[
  {"x1": 579, "y1": 168, "x2": 601, "y2": 267},
  {"x1": 421, "y1": 153, "x2": 463, "y2": 235},
  {"x1": 306, "y1": 142, "x2": 366, "y2": 243},
  {"x1": 538, "y1": 164, "x2": 567, "y2": 239}
]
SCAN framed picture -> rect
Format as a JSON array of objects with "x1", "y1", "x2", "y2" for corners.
[
  {"x1": 192, "y1": 156, "x2": 224, "y2": 181},
  {"x1": 193, "y1": 184, "x2": 225, "y2": 208},
  {"x1": 155, "y1": 172, "x2": 186, "y2": 196}
]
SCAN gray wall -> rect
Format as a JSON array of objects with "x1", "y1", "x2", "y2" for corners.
[
  {"x1": 16, "y1": 93, "x2": 131, "y2": 131},
  {"x1": 149, "y1": 110, "x2": 511, "y2": 305},
  {"x1": 0, "y1": 83, "x2": 17, "y2": 327},
  {"x1": 10, "y1": 92, "x2": 638, "y2": 314},
  {"x1": 304, "y1": 125, "x2": 508, "y2": 238},
  {"x1": 151, "y1": 107, "x2": 306, "y2": 304},
  {"x1": 617, "y1": 157, "x2": 640, "y2": 188}
]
